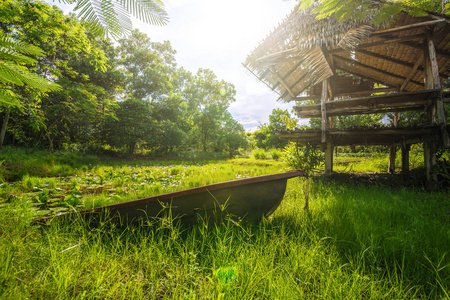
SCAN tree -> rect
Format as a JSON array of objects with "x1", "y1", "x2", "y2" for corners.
[
  {"x1": 216, "y1": 112, "x2": 248, "y2": 158},
  {"x1": 252, "y1": 108, "x2": 297, "y2": 150},
  {"x1": 183, "y1": 69, "x2": 236, "y2": 152},
  {"x1": 117, "y1": 30, "x2": 177, "y2": 101},
  {"x1": 0, "y1": 0, "x2": 61, "y2": 148},
  {"x1": 1, "y1": 0, "x2": 168, "y2": 148},
  {"x1": 0, "y1": 0, "x2": 119, "y2": 150},
  {"x1": 105, "y1": 98, "x2": 155, "y2": 155}
]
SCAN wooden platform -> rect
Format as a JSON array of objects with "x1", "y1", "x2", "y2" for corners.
[
  {"x1": 294, "y1": 90, "x2": 446, "y2": 118},
  {"x1": 278, "y1": 126, "x2": 444, "y2": 146}
]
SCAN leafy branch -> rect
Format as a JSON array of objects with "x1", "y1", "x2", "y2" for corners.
[{"x1": 58, "y1": 0, "x2": 169, "y2": 39}]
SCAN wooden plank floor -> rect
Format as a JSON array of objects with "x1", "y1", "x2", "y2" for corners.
[
  {"x1": 277, "y1": 126, "x2": 445, "y2": 146},
  {"x1": 294, "y1": 90, "x2": 442, "y2": 118}
]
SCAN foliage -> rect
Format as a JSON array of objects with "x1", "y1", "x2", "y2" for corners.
[
  {"x1": 0, "y1": 32, "x2": 60, "y2": 107},
  {"x1": 183, "y1": 68, "x2": 237, "y2": 152},
  {"x1": 1, "y1": 0, "x2": 120, "y2": 150},
  {"x1": 282, "y1": 142, "x2": 323, "y2": 176},
  {"x1": 299, "y1": 0, "x2": 447, "y2": 24},
  {"x1": 216, "y1": 112, "x2": 249, "y2": 158},
  {"x1": 252, "y1": 149, "x2": 268, "y2": 160},
  {"x1": 0, "y1": 2, "x2": 245, "y2": 157},
  {"x1": 270, "y1": 148, "x2": 282, "y2": 160},
  {"x1": 117, "y1": 30, "x2": 177, "y2": 100},
  {"x1": 58, "y1": 0, "x2": 168, "y2": 39},
  {"x1": 252, "y1": 108, "x2": 297, "y2": 150},
  {"x1": 105, "y1": 98, "x2": 155, "y2": 155}
]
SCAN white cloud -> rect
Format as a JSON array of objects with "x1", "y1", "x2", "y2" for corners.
[
  {"x1": 141, "y1": 0, "x2": 296, "y2": 131},
  {"x1": 51, "y1": 0, "x2": 299, "y2": 131}
]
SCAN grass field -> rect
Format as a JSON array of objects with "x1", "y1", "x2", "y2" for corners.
[{"x1": 0, "y1": 148, "x2": 449, "y2": 299}]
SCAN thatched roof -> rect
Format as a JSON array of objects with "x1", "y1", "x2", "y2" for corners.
[{"x1": 244, "y1": 4, "x2": 450, "y2": 102}]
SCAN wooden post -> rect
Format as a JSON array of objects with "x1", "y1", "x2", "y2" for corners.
[
  {"x1": 325, "y1": 142, "x2": 333, "y2": 177},
  {"x1": 321, "y1": 79, "x2": 328, "y2": 143},
  {"x1": 388, "y1": 146, "x2": 396, "y2": 174},
  {"x1": 401, "y1": 144, "x2": 410, "y2": 176},
  {"x1": 424, "y1": 142, "x2": 437, "y2": 183},
  {"x1": 388, "y1": 112, "x2": 400, "y2": 174},
  {"x1": 427, "y1": 36, "x2": 449, "y2": 148},
  {"x1": 423, "y1": 39, "x2": 438, "y2": 183},
  {"x1": 328, "y1": 56, "x2": 335, "y2": 129}
]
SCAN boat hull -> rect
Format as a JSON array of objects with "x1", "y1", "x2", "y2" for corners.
[{"x1": 35, "y1": 170, "x2": 304, "y2": 225}]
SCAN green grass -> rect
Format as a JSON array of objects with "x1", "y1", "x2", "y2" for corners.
[{"x1": 0, "y1": 149, "x2": 449, "y2": 298}]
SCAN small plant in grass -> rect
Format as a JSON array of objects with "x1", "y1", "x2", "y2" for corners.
[
  {"x1": 282, "y1": 142, "x2": 323, "y2": 210},
  {"x1": 64, "y1": 189, "x2": 83, "y2": 207}
]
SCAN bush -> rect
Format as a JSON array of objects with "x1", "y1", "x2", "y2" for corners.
[
  {"x1": 270, "y1": 149, "x2": 282, "y2": 160},
  {"x1": 253, "y1": 149, "x2": 267, "y2": 160},
  {"x1": 282, "y1": 142, "x2": 323, "y2": 174}
]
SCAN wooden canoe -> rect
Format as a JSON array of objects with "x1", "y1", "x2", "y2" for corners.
[{"x1": 34, "y1": 170, "x2": 304, "y2": 225}]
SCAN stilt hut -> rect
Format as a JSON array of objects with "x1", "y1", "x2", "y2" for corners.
[{"x1": 244, "y1": 3, "x2": 450, "y2": 182}]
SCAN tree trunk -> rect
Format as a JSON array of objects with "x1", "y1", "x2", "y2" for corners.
[
  {"x1": 129, "y1": 141, "x2": 136, "y2": 156},
  {"x1": 47, "y1": 132, "x2": 54, "y2": 153},
  {"x1": 0, "y1": 107, "x2": 11, "y2": 149}
]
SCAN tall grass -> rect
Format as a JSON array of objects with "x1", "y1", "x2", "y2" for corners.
[{"x1": 0, "y1": 153, "x2": 449, "y2": 298}]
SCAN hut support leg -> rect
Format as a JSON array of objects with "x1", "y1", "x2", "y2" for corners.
[
  {"x1": 388, "y1": 146, "x2": 396, "y2": 174},
  {"x1": 325, "y1": 142, "x2": 333, "y2": 176},
  {"x1": 401, "y1": 145, "x2": 410, "y2": 176},
  {"x1": 424, "y1": 142, "x2": 437, "y2": 184}
]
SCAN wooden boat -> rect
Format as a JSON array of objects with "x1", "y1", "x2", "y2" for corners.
[{"x1": 34, "y1": 170, "x2": 304, "y2": 225}]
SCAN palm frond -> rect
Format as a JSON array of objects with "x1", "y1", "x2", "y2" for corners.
[
  {"x1": 0, "y1": 33, "x2": 45, "y2": 57},
  {"x1": 337, "y1": 25, "x2": 374, "y2": 51},
  {"x1": 72, "y1": 0, "x2": 167, "y2": 39},
  {"x1": 0, "y1": 33, "x2": 61, "y2": 94},
  {"x1": 0, "y1": 61, "x2": 60, "y2": 91},
  {"x1": 0, "y1": 87, "x2": 20, "y2": 107},
  {"x1": 119, "y1": 0, "x2": 168, "y2": 26}
]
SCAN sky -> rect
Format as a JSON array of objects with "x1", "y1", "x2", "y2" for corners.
[{"x1": 52, "y1": 0, "x2": 302, "y2": 131}]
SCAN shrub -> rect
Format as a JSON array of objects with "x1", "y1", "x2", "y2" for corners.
[
  {"x1": 252, "y1": 149, "x2": 267, "y2": 160},
  {"x1": 270, "y1": 149, "x2": 282, "y2": 160},
  {"x1": 282, "y1": 142, "x2": 323, "y2": 175}
]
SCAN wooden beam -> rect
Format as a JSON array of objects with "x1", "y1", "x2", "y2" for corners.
[
  {"x1": 255, "y1": 47, "x2": 299, "y2": 64},
  {"x1": 335, "y1": 66, "x2": 399, "y2": 90},
  {"x1": 295, "y1": 105, "x2": 427, "y2": 118},
  {"x1": 321, "y1": 79, "x2": 328, "y2": 143},
  {"x1": 388, "y1": 145, "x2": 396, "y2": 174},
  {"x1": 294, "y1": 90, "x2": 440, "y2": 118},
  {"x1": 277, "y1": 126, "x2": 443, "y2": 146},
  {"x1": 348, "y1": 49, "x2": 446, "y2": 82},
  {"x1": 427, "y1": 37, "x2": 442, "y2": 90},
  {"x1": 334, "y1": 55, "x2": 424, "y2": 88},
  {"x1": 400, "y1": 55, "x2": 424, "y2": 92},
  {"x1": 328, "y1": 55, "x2": 336, "y2": 129},
  {"x1": 279, "y1": 71, "x2": 310, "y2": 101},
  {"x1": 401, "y1": 145, "x2": 410, "y2": 175},
  {"x1": 371, "y1": 19, "x2": 446, "y2": 36},
  {"x1": 355, "y1": 49, "x2": 421, "y2": 71},
  {"x1": 399, "y1": 40, "x2": 450, "y2": 60},
  {"x1": 241, "y1": 64, "x2": 278, "y2": 94},
  {"x1": 273, "y1": 60, "x2": 305, "y2": 90},
  {"x1": 424, "y1": 142, "x2": 437, "y2": 184},
  {"x1": 270, "y1": 68, "x2": 295, "y2": 98},
  {"x1": 325, "y1": 142, "x2": 333, "y2": 176},
  {"x1": 427, "y1": 36, "x2": 449, "y2": 147},
  {"x1": 294, "y1": 88, "x2": 398, "y2": 101},
  {"x1": 327, "y1": 34, "x2": 426, "y2": 55}
]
